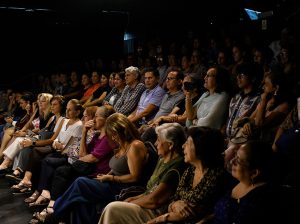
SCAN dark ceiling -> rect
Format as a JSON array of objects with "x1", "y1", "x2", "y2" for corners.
[
  {"x1": 0, "y1": 0, "x2": 286, "y2": 28},
  {"x1": 0, "y1": 0, "x2": 299, "y2": 88}
]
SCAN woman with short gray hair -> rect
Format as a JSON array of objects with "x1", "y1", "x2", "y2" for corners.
[{"x1": 99, "y1": 122, "x2": 187, "y2": 224}]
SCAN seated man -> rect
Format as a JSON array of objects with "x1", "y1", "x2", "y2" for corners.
[
  {"x1": 128, "y1": 68, "x2": 166, "y2": 127},
  {"x1": 139, "y1": 69, "x2": 185, "y2": 142},
  {"x1": 114, "y1": 66, "x2": 146, "y2": 116}
]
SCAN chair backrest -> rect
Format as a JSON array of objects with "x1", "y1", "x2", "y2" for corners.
[{"x1": 139, "y1": 141, "x2": 159, "y2": 186}]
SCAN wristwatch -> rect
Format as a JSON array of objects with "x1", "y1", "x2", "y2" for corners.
[{"x1": 32, "y1": 140, "x2": 36, "y2": 146}]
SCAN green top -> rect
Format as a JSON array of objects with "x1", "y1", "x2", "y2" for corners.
[{"x1": 145, "y1": 156, "x2": 186, "y2": 195}]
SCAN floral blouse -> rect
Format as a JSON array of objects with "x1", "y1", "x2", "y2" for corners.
[{"x1": 172, "y1": 165, "x2": 230, "y2": 223}]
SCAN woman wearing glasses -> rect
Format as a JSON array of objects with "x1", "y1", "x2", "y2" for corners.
[
  {"x1": 185, "y1": 65, "x2": 231, "y2": 129},
  {"x1": 206, "y1": 140, "x2": 281, "y2": 224}
]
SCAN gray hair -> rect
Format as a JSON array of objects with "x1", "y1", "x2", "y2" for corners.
[
  {"x1": 155, "y1": 123, "x2": 186, "y2": 154},
  {"x1": 125, "y1": 66, "x2": 140, "y2": 79}
]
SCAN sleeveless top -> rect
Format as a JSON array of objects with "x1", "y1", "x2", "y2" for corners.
[{"x1": 109, "y1": 149, "x2": 130, "y2": 176}]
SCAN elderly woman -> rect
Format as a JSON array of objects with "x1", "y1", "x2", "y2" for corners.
[
  {"x1": 185, "y1": 65, "x2": 231, "y2": 129},
  {"x1": 99, "y1": 123, "x2": 187, "y2": 224},
  {"x1": 212, "y1": 140, "x2": 280, "y2": 224},
  {"x1": 147, "y1": 126, "x2": 231, "y2": 224},
  {"x1": 46, "y1": 113, "x2": 148, "y2": 224}
]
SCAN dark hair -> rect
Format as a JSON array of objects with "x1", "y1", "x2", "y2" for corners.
[
  {"x1": 242, "y1": 140, "x2": 274, "y2": 183},
  {"x1": 212, "y1": 65, "x2": 232, "y2": 95},
  {"x1": 20, "y1": 92, "x2": 35, "y2": 104},
  {"x1": 187, "y1": 126, "x2": 224, "y2": 168},
  {"x1": 188, "y1": 73, "x2": 204, "y2": 94},
  {"x1": 236, "y1": 62, "x2": 264, "y2": 90},
  {"x1": 265, "y1": 68, "x2": 290, "y2": 111},
  {"x1": 116, "y1": 71, "x2": 126, "y2": 81},
  {"x1": 51, "y1": 95, "x2": 66, "y2": 116},
  {"x1": 142, "y1": 67, "x2": 160, "y2": 78}
]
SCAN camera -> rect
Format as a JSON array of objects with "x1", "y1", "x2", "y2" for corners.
[{"x1": 183, "y1": 82, "x2": 194, "y2": 91}]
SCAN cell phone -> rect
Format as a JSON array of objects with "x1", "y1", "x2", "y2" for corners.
[{"x1": 183, "y1": 82, "x2": 194, "y2": 91}]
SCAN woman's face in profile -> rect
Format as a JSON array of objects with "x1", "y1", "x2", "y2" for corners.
[
  {"x1": 231, "y1": 145, "x2": 250, "y2": 181},
  {"x1": 183, "y1": 136, "x2": 196, "y2": 164},
  {"x1": 155, "y1": 136, "x2": 171, "y2": 158}
]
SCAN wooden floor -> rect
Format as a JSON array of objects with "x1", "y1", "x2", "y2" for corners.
[{"x1": 0, "y1": 177, "x2": 33, "y2": 224}]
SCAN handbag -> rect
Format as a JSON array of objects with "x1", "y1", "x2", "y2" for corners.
[
  {"x1": 71, "y1": 159, "x2": 95, "y2": 176},
  {"x1": 230, "y1": 117, "x2": 260, "y2": 144},
  {"x1": 34, "y1": 145, "x2": 53, "y2": 154},
  {"x1": 38, "y1": 130, "x2": 54, "y2": 140},
  {"x1": 115, "y1": 186, "x2": 146, "y2": 201}
]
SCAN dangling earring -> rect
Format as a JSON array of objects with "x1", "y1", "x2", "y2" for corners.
[{"x1": 274, "y1": 86, "x2": 279, "y2": 96}]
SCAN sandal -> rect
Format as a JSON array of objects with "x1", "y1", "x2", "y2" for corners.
[
  {"x1": 33, "y1": 206, "x2": 54, "y2": 223},
  {"x1": 29, "y1": 195, "x2": 50, "y2": 208},
  {"x1": 11, "y1": 181, "x2": 32, "y2": 194},
  {"x1": 5, "y1": 172, "x2": 23, "y2": 184},
  {"x1": 25, "y1": 191, "x2": 41, "y2": 203}
]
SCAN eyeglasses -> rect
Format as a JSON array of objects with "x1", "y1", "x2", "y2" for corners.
[
  {"x1": 166, "y1": 77, "x2": 177, "y2": 81},
  {"x1": 237, "y1": 73, "x2": 247, "y2": 79}
]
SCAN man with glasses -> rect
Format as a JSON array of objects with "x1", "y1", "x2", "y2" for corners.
[
  {"x1": 139, "y1": 69, "x2": 185, "y2": 141},
  {"x1": 224, "y1": 63, "x2": 263, "y2": 168}
]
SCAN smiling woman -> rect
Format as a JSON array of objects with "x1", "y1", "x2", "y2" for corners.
[{"x1": 212, "y1": 140, "x2": 281, "y2": 224}]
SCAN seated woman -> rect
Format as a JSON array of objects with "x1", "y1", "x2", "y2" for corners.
[
  {"x1": 211, "y1": 140, "x2": 280, "y2": 224},
  {"x1": 83, "y1": 73, "x2": 111, "y2": 108},
  {"x1": 225, "y1": 68, "x2": 291, "y2": 169},
  {"x1": 28, "y1": 105, "x2": 115, "y2": 223},
  {"x1": 5, "y1": 95, "x2": 65, "y2": 182},
  {"x1": 102, "y1": 71, "x2": 126, "y2": 107},
  {"x1": 0, "y1": 92, "x2": 34, "y2": 159},
  {"x1": 24, "y1": 106, "x2": 97, "y2": 204},
  {"x1": 185, "y1": 65, "x2": 231, "y2": 129},
  {"x1": 99, "y1": 123, "x2": 187, "y2": 224},
  {"x1": 147, "y1": 126, "x2": 231, "y2": 224},
  {"x1": 10, "y1": 99, "x2": 83, "y2": 193},
  {"x1": 47, "y1": 113, "x2": 148, "y2": 224},
  {"x1": 0, "y1": 93, "x2": 53, "y2": 172}
]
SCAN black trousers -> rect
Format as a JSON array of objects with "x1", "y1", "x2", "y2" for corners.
[{"x1": 37, "y1": 152, "x2": 68, "y2": 192}]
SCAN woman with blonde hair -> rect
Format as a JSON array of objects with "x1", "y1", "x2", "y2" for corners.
[
  {"x1": 47, "y1": 113, "x2": 148, "y2": 224},
  {"x1": 0, "y1": 93, "x2": 53, "y2": 173}
]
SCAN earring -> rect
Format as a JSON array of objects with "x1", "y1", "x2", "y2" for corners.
[
  {"x1": 274, "y1": 86, "x2": 279, "y2": 96},
  {"x1": 250, "y1": 177, "x2": 255, "y2": 186}
]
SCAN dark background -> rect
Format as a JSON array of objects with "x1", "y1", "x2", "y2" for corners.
[{"x1": 0, "y1": 0, "x2": 299, "y2": 88}]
